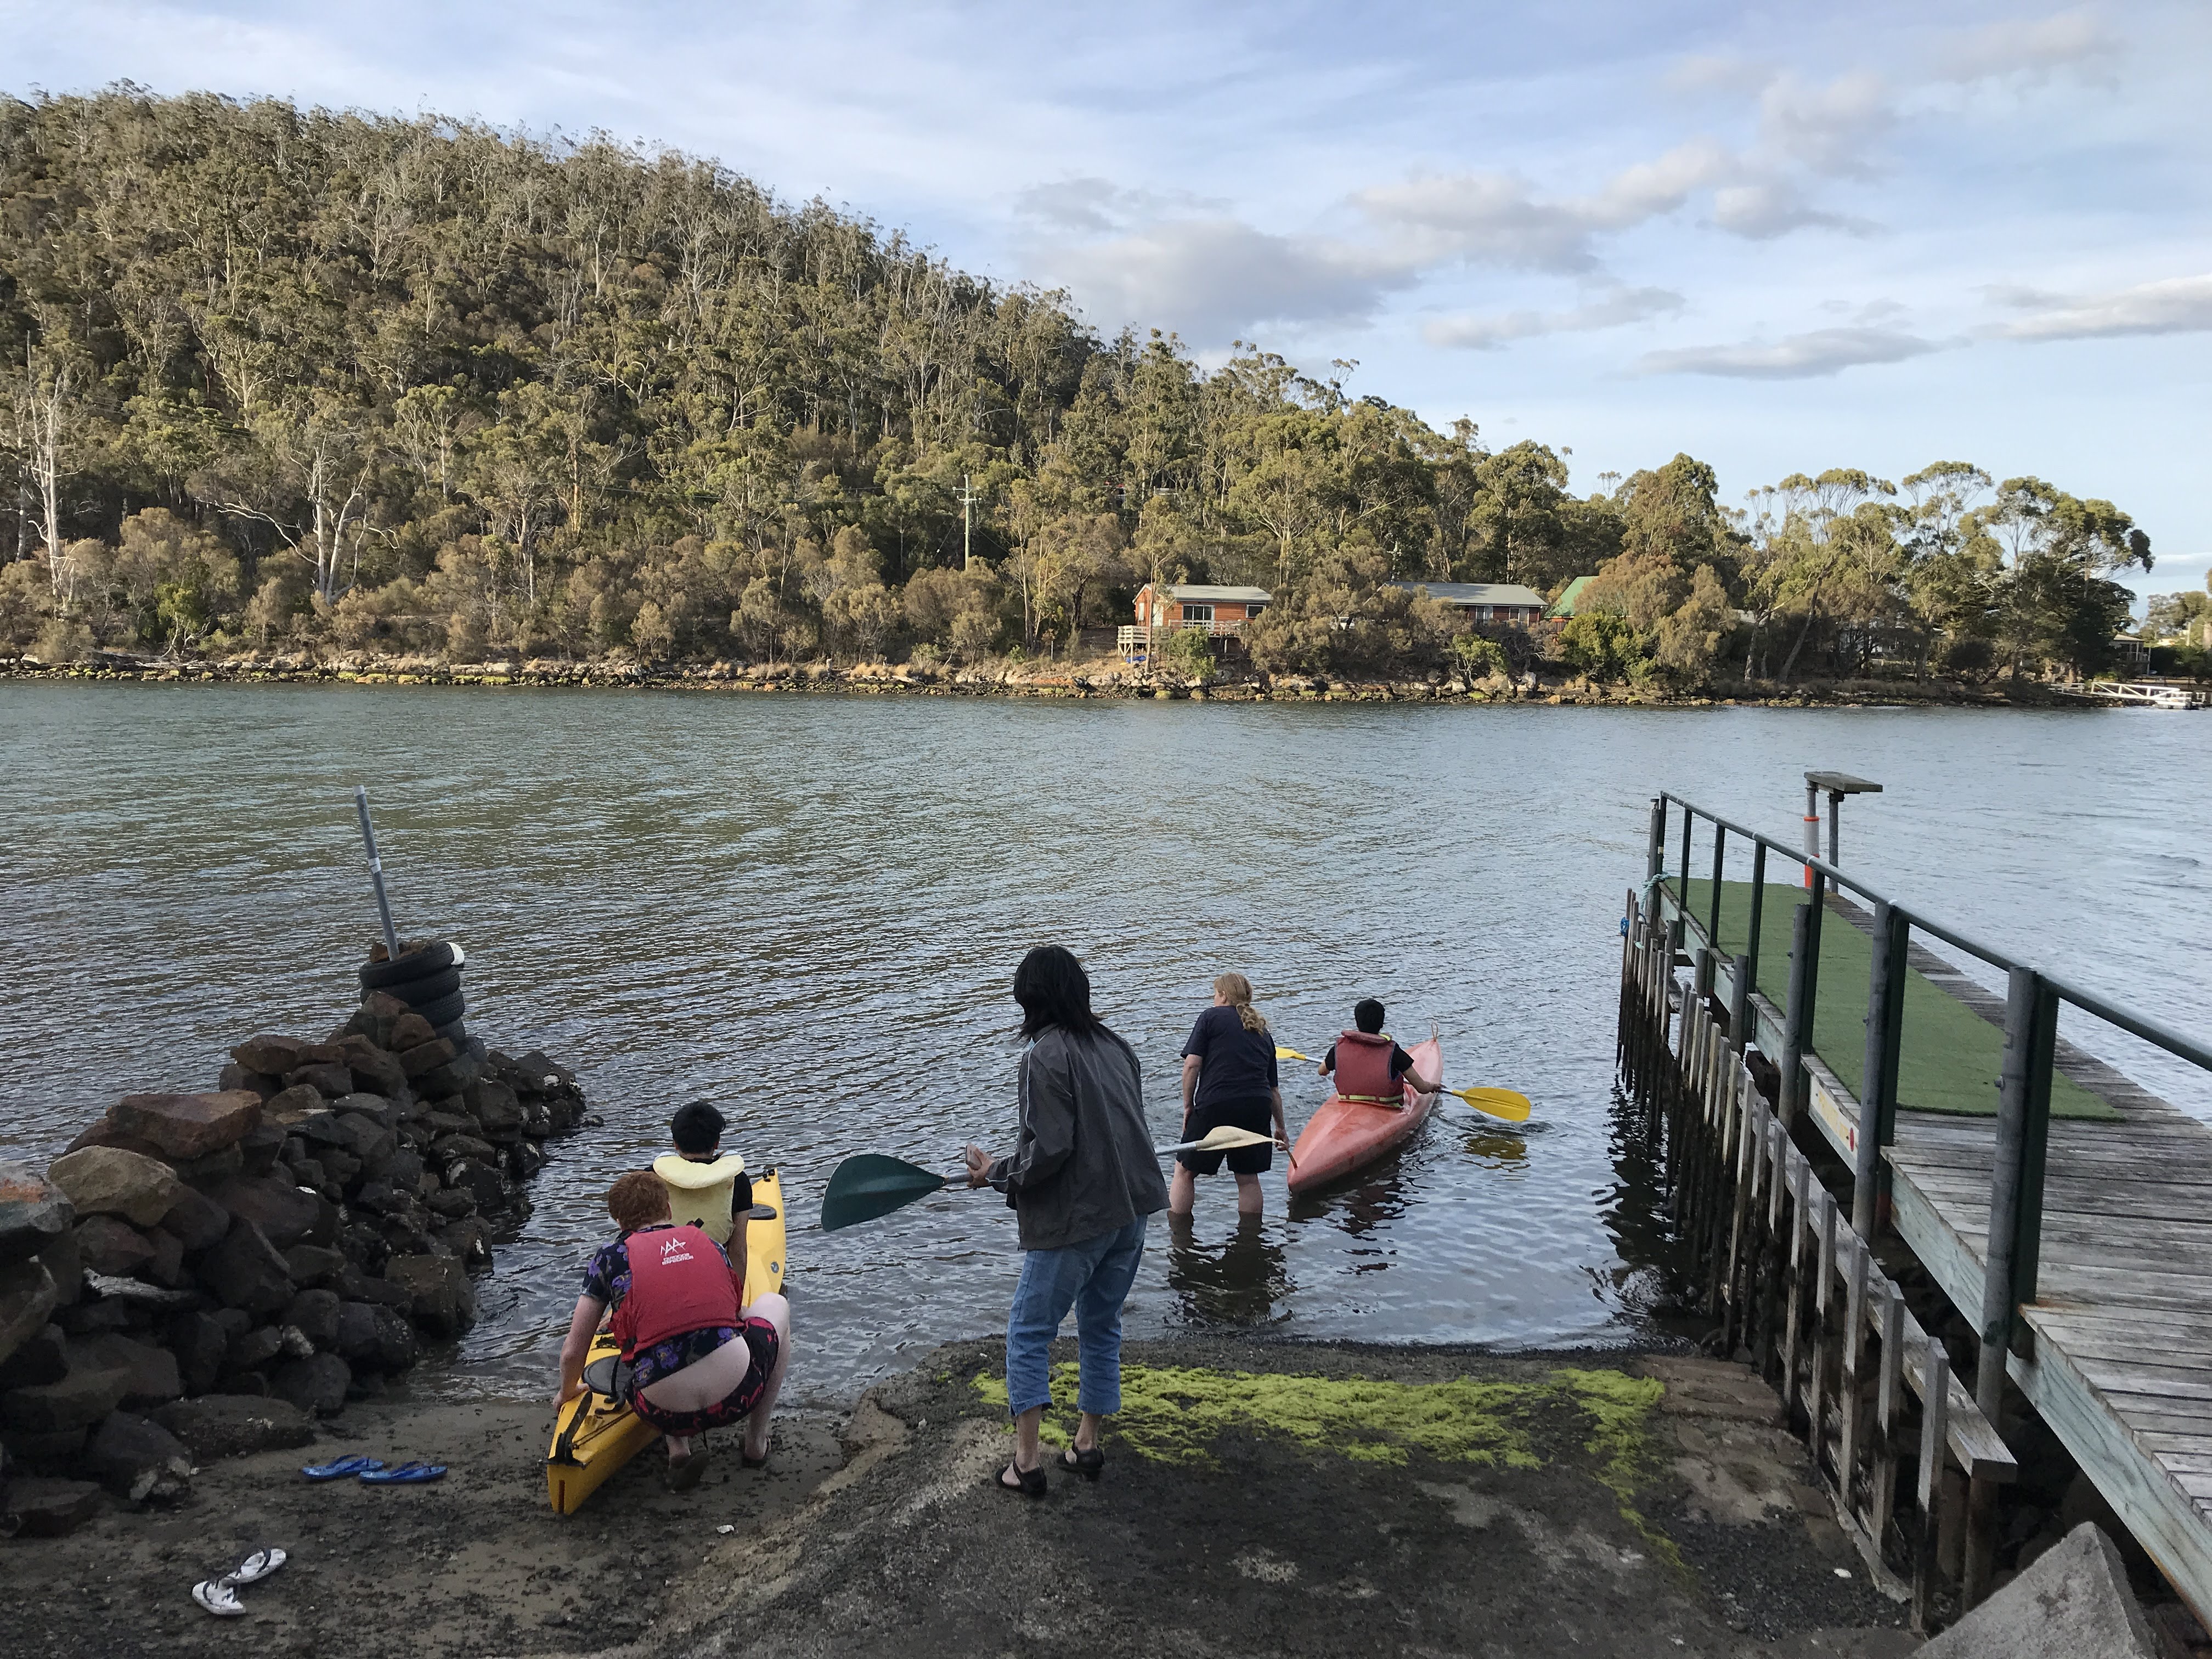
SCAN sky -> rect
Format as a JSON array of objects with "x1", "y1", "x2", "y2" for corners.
[{"x1": 7, "y1": 0, "x2": 2209, "y2": 602}]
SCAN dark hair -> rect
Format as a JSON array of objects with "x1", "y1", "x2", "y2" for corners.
[
  {"x1": 1353, "y1": 998, "x2": 1386, "y2": 1034},
  {"x1": 670, "y1": 1099, "x2": 725, "y2": 1155},
  {"x1": 1013, "y1": 945, "x2": 1105, "y2": 1040},
  {"x1": 607, "y1": 1170, "x2": 672, "y2": 1230}
]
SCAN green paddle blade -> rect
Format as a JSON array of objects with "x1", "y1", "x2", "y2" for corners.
[{"x1": 819, "y1": 1154, "x2": 949, "y2": 1233}]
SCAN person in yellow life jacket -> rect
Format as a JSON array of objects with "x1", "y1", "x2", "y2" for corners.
[
  {"x1": 653, "y1": 1101, "x2": 753, "y2": 1290},
  {"x1": 1318, "y1": 1000, "x2": 1441, "y2": 1102}
]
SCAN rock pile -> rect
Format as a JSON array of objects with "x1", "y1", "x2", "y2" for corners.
[{"x1": 0, "y1": 985, "x2": 588, "y2": 1533}]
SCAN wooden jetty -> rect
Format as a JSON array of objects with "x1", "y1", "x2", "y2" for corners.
[{"x1": 1618, "y1": 792, "x2": 2212, "y2": 1633}]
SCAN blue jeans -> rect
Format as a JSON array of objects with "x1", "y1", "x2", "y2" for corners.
[{"x1": 1003, "y1": 1216, "x2": 1148, "y2": 1419}]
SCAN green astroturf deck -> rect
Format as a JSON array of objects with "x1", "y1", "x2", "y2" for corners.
[{"x1": 1666, "y1": 878, "x2": 2116, "y2": 1121}]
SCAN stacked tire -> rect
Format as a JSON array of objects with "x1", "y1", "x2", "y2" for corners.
[{"x1": 360, "y1": 939, "x2": 467, "y2": 1047}]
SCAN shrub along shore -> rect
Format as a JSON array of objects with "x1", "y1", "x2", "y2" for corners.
[{"x1": 0, "y1": 648, "x2": 2057, "y2": 708}]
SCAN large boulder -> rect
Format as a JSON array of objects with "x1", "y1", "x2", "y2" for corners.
[
  {"x1": 282, "y1": 1244, "x2": 345, "y2": 1288},
  {"x1": 208, "y1": 1176, "x2": 323, "y2": 1250},
  {"x1": 399, "y1": 1037, "x2": 458, "y2": 1079},
  {"x1": 1, "y1": 1476, "x2": 101, "y2": 1537},
  {"x1": 1921, "y1": 1522, "x2": 2158, "y2": 1657},
  {"x1": 466, "y1": 1079, "x2": 526, "y2": 1141},
  {"x1": 332, "y1": 1300, "x2": 417, "y2": 1371},
  {"x1": 0, "y1": 1163, "x2": 74, "y2": 1267},
  {"x1": 261, "y1": 1084, "x2": 328, "y2": 1127},
  {"x1": 0, "y1": 1353, "x2": 132, "y2": 1432},
  {"x1": 331, "y1": 1113, "x2": 399, "y2": 1170},
  {"x1": 111, "y1": 1091, "x2": 263, "y2": 1160},
  {"x1": 282, "y1": 1288, "x2": 341, "y2": 1350},
  {"x1": 0, "y1": 1322, "x2": 66, "y2": 1389},
  {"x1": 270, "y1": 1352, "x2": 349, "y2": 1416},
  {"x1": 159, "y1": 1186, "x2": 230, "y2": 1254},
  {"x1": 197, "y1": 1219, "x2": 295, "y2": 1316},
  {"x1": 217, "y1": 1062, "x2": 281, "y2": 1101},
  {"x1": 237, "y1": 1120, "x2": 287, "y2": 1176},
  {"x1": 230, "y1": 1035, "x2": 307, "y2": 1076},
  {"x1": 0, "y1": 1260, "x2": 59, "y2": 1370},
  {"x1": 73, "y1": 1216, "x2": 156, "y2": 1279},
  {"x1": 337, "y1": 1038, "x2": 410, "y2": 1102},
  {"x1": 74, "y1": 1334, "x2": 182, "y2": 1409},
  {"x1": 47, "y1": 1146, "x2": 181, "y2": 1229},
  {"x1": 388, "y1": 1011, "x2": 437, "y2": 1052},
  {"x1": 149, "y1": 1392, "x2": 313, "y2": 1460},
  {"x1": 385, "y1": 1254, "x2": 476, "y2": 1338},
  {"x1": 442, "y1": 1158, "x2": 512, "y2": 1215},
  {"x1": 34, "y1": 1229, "x2": 82, "y2": 1310},
  {"x1": 165, "y1": 1310, "x2": 229, "y2": 1395},
  {"x1": 283, "y1": 1062, "x2": 354, "y2": 1098},
  {"x1": 83, "y1": 1411, "x2": 193, "y2": 1502}
]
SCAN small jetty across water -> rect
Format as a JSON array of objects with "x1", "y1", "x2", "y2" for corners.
[{"x1": 1616, "y1": 791, "x2": 2212, "y2": 1632}]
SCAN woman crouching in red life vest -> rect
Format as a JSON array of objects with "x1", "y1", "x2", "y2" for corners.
[{"x1": 555, "y1": 1171, "x2": 792, "y2": 1490}]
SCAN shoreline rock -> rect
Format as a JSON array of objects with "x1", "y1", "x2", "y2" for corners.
[
  {"x1": 0, "y1": 964, "x2": 592, "y2": 1535},
  {"x1": 0, "y1": 648, "x2": 2073, "y2": 710}
]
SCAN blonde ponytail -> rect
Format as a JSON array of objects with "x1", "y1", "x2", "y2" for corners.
[{"x1": 1214, "y1": 973, "x2": 1269, "y2": 1034}]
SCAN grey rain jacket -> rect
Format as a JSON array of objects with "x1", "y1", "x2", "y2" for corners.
[{"x1": 986, "y1": 1025, "x2": 1169, "y2": 1252}]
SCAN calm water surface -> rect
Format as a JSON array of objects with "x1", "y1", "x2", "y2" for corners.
[{"x1": 3, "y1": 684, "x2": 2207, "y2": 1406}]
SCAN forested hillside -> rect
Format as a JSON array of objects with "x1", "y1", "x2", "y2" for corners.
[{"x1": 0, "y1": 89, "x2": 2177, "y2": 684}]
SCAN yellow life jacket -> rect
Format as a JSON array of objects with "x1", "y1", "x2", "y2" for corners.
[{"x1": 652, "y1": 1153, "x2": 748, "y2": 1246}]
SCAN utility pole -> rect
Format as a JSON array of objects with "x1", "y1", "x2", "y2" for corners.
[{"x1": 958, "y1": 473, "x2": 978, "y2": 570}]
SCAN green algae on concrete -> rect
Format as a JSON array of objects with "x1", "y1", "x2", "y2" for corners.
[{"x1": 973, "y1": 1362, "x2": 1664, "y2": 1481}]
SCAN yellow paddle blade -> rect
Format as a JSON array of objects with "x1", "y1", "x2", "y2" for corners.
[
  {"x1": 1275, "y1": 1046, "x2": 1313, "y2": 1063},
  {"x1": 1447, "y1": 1086, "x2": 1532, "y2": 1124}
]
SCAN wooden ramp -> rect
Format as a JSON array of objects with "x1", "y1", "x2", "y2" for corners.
[{"x1": 1656, "y1": 876, "x2": 2212, "y2": 1622}]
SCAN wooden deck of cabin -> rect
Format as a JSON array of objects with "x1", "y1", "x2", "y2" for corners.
[{"x1": 1656, "y1": 877, "x2": 2212, "y2": 1621}]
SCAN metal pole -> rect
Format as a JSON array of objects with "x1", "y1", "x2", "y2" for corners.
[
  {"x1": 354, "y1": 786, "x2": 402, "y2": 963},
  {"x1": 1853, "y1": 901, "x2": 1908, "y2": 1237},
  {"x1": 1802, "y1": 780, "x2": 1820, "y2": 889},
  {"x1": 1729, "y1": 951, "x2": 1752, "y2": 1051},
  {"x1": 1674, "y1": 801, "x2": 1692, "y2": 953},
  {"x1": 1779, "y1": 894, "x2": 1813, "y2": 1126},
  {"x1": 1827, "y1": 791, "x2": 1841, "y2": 865},
  {"x1": 1745, "y1": 841, "x2": 1767, "y2": 1005},
  {"x1": 1707, "y1": 823, "x2": 1725, "y2": 949},
  {"x1": 1646, "y1": 797, "x2": 1664, "y2": 883}
]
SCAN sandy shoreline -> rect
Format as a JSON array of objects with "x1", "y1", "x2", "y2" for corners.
[{"x1": 5, "y1": 1336, "x2": 1921, "y2": 1658}]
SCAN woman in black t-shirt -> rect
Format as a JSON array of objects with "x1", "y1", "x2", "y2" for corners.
[{"x1": 1170, "y1": 973, "x2": 1287, "y2": 1218}]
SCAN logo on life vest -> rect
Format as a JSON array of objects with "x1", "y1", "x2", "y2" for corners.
[{"x1": 658, "y1": 1237, "x2": 695, "y2": 1266}]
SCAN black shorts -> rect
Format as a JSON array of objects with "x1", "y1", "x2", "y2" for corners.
[{"x1": 1177, "y1": 1097, "x2": 1274, "y2": 1175}]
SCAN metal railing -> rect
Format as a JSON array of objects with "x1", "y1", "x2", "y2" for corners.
[
  {"x1": 1617, "y1": 904, "x2": 2014, "y2": 1623},
  {"x1": 1645, "y1": 792, "x2": 2212, "y2": 1425},
  {"x1": 1117, "y1": 620, "x2": 1246, "y2": 657}
]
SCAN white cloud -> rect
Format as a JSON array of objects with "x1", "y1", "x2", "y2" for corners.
[
  {"x1": 1757, "y1": 69, "x2": 1894, "y2": 178},
  {"x1": 1024, "y1": 216, "x2": 1413, "y2": 339},
  {"x1": 1711, "y1": 178, "x2": 1872, "y2": 239},
  {"x1": 1424, "y1": 286, "x2": 1684, "y2": 350},
  {"x1": 1637, "y1": 326, "x2": 1942, "y2": 379},
  {"x1": 1994, "y1": 273, "x2": 2212, "y2": 340},
  {"x1": 1934, "y1": 9, "x2": 2119, "y2": 83}
]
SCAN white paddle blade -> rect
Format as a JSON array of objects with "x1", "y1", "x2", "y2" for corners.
[{"x1": 1153, "y1": 1126, "x2": 1278, "y2": 1155}]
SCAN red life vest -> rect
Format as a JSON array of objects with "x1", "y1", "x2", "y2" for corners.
[
  {"x1": 610, "y1": 1224, "x2": 741, "y2": 1357},
  {"x1": 1334, "y1": 1030, "x2": 1402, "y2": 1104}
]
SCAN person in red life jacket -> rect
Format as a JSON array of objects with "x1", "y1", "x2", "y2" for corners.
[
  {"x1": 1318, "y1": 998, "x2": 1441, "y2": 1101},
  {"x1": 554, "y1": 1171, "x2": 792, "y2": 1490}
]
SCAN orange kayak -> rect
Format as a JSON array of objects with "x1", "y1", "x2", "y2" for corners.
[{"x1": 1286, "y1": 1036, "x2": 1442, "y2": 1194}]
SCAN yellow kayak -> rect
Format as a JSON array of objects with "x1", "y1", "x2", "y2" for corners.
[{"x1": 545, "y1": 1168, "x2": 787, "y2": 1515}]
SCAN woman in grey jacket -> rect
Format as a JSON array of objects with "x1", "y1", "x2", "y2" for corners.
[{"x1": 964, "y1": 945, "x2": 1168, "y2": 1496}]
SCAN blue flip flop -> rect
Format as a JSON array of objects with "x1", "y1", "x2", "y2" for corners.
[
  {"x1": 359, "y1": 1462, "x2": 447, "y2": 1485},
  {"x1": 302, "y1": 1455, "x2": 384, "y2": 1481}
]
